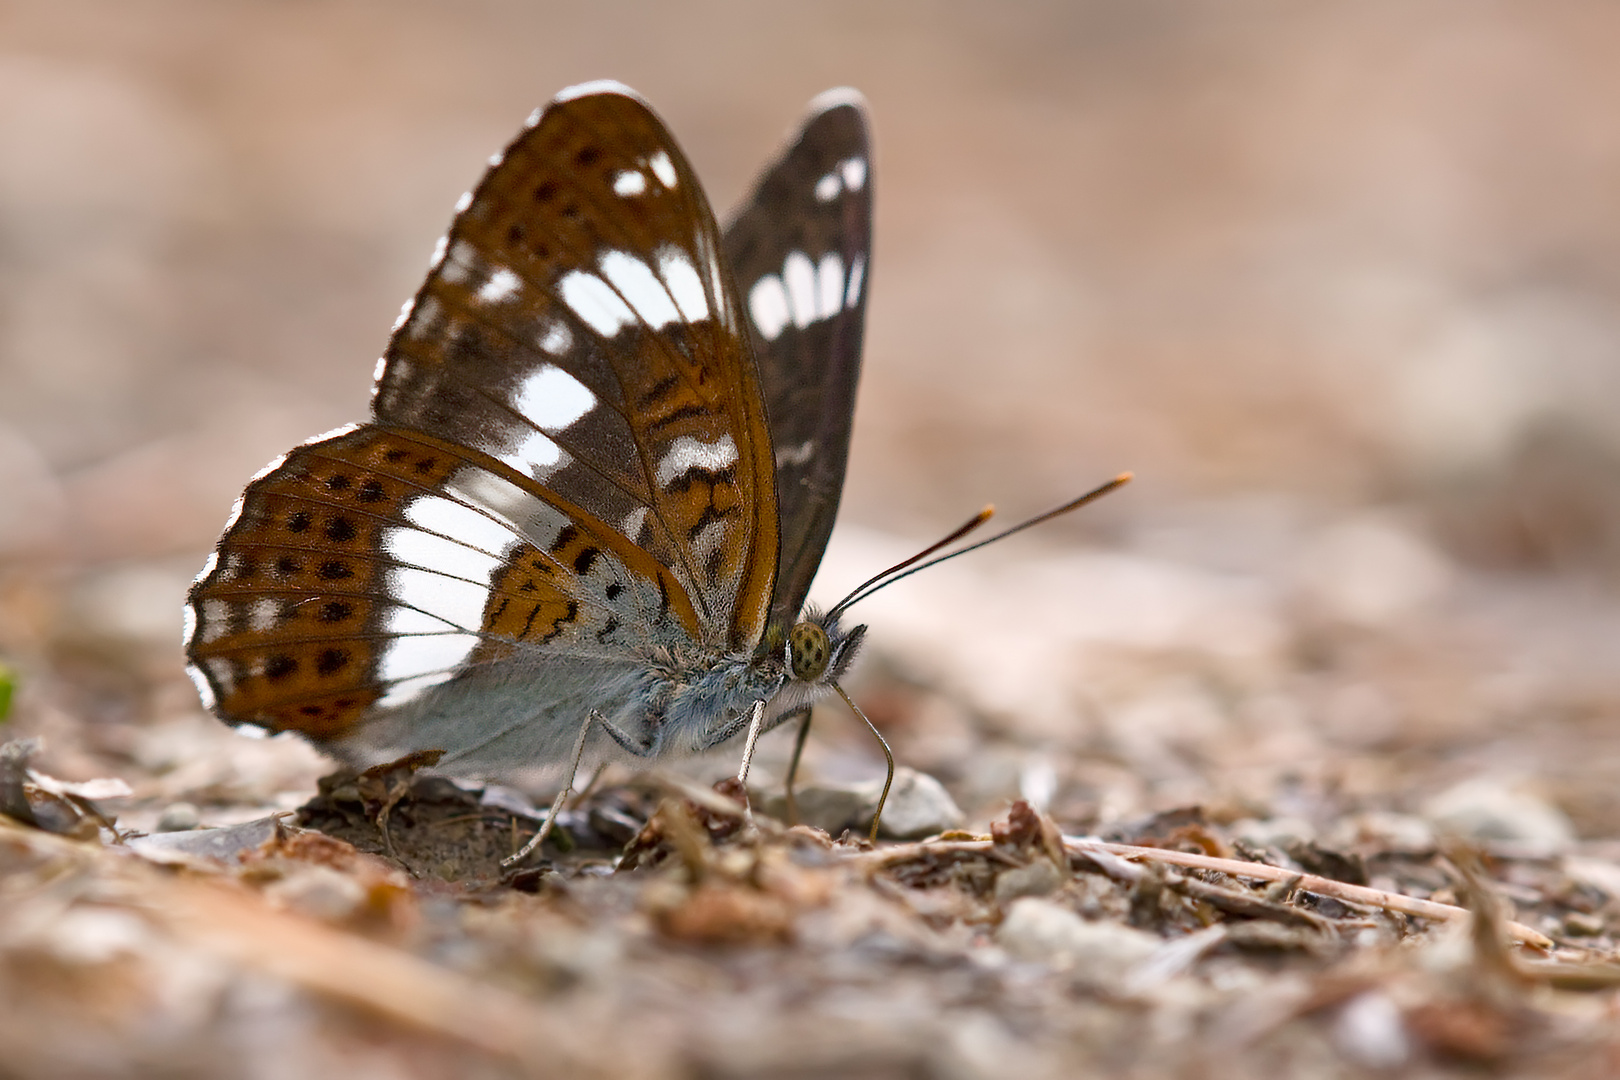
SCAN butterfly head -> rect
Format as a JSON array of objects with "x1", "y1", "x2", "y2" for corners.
[{"x1": 780, "y1": 609, "x2": 865, "y2": 688}]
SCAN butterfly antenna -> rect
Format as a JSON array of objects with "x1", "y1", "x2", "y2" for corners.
[
  {"x1": 826, "y1": 505, "x2": 995, "y2": 620},
  {"x1": 831, "y1": 472, "x2": 1132, "y2": 616}
]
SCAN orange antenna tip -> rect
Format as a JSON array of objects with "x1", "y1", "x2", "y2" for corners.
[{"x1": 830, "y1": 473, "x2": 1130, "y2": 617}]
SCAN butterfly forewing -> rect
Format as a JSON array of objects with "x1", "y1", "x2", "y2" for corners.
[
  {"x1": 374, "y1": 85, "x2": 777, "y2": 648},
  {"x1": 188, "y1": 84, "x2": 794, "y2": 756},
  {"x1": 723, "y1": 90, "x2": 872, "y2": 634}
]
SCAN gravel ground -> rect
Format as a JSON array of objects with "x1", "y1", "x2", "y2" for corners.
[{"x1": 4, "y1": 4, "x2": 1620, "y2": 1077}]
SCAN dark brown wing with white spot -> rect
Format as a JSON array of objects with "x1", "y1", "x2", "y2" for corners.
[
  {"x1": 184, "y1": 424, "x2": 700, "y2": 741},
  {"x1": 723, "y1": 90, "x2": 871, "y2": 635},
  {"x1": 374, "y1": 84, "x2": 778, "y2": 651}
]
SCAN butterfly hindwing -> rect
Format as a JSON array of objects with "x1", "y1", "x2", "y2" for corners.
[
  {"x1": 723, "y1": 90, "x2": 872, "y2": 634},
  {"x1": 374, "y1": 83, "x2": 779, "y2": 650},
  {"x1": 184, "y1": 424, "x2": 702, "y2": 754}
]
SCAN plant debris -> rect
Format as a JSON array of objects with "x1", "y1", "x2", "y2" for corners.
[{"x1": 4, "y1": 726, "x2": 1620, "y2": 1079}]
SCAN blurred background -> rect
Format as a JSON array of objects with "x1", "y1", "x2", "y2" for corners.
[{"x1": 2, "y1": 1, "x2": 1618, "y2": 839}]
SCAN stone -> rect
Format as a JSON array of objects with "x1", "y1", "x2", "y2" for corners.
[
  {"x1": 760, "y1": 766, "x2": 963, "y2": 839},
  {"x1": 759, "y1": 783, "x2": 868, "y2": 837},
  {"x1": 1422, "y1": 777, "x2": 1574, "y2": 850},
  {"x1": 995, "y1": 898, "x2": 1160, "y2": 988},
  {"x1": 868, "y1": 767, "x2": 964, "y2": 839},
  {"x1": 1333, "y1": 991, "x2": 1411, "y2": 1070},
  {"x1": 264, "y1": 864, "x2": 368, "y2": 923},
  {"x1": 156, "y1": 801, "x2": 200, "y2": 832},
  {"x1": 993, "y1": 859, "x2": 1065, "y2": 906}
]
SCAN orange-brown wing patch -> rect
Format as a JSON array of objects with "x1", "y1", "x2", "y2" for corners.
[{"x1": 184, "y1": 425, "x2": 467, "y2": 738}]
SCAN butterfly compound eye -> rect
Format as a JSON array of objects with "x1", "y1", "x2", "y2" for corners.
[{"x1": 788, "y1": 621, "x2": 831, "y2": 682}]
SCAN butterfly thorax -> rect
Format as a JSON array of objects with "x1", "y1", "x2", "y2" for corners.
[{"x1": 656, "y1": 609, "x2": 863, "y2": 756}]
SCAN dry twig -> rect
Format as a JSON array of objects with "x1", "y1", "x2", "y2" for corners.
[{"x1": 847, "y1": 834, "x2": 1555, "y2": 950}]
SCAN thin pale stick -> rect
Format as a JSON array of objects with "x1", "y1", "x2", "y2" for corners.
[
  {"x1": 502, "y1": 710, "x2": 597, "y2": 868},
  {"x1": 1065, "y1": 838, "x2": 1551, "y2": 947},
  {"x1": 834, "y1": 682, "x2": 893, "y2": 843},
  {"x1": 844, "y1": 835, "x2": 1554, "y2": 950},
  {"x1": 784, "y1": 708, "x2": 813, "y2": 826}
]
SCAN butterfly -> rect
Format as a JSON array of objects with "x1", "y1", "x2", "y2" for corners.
[{"x1": 183, "y1": 81, "x2": 884, "y2": 852}]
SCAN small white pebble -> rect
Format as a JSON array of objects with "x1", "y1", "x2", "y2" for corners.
[
  {"x1": 156, "y1": 802, "x2": 201, "y2": 832},
  {"x1": 995, "y1": 898, "x2": 1160, "y2": 990},
  {"x1": 1422, "y1": 777, "x2": 1574, "y2": 850},
  {"x1": 1333, "y1": 991, "x2": 1410, "y2": 1069},
  {"x1": 265, "y1": 866, "x2": 367, "y2": 923}
]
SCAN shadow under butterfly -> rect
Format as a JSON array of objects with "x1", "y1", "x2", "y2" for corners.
[{"x1": 182, "y1": 81, "x2": 1128, "y2": 861}]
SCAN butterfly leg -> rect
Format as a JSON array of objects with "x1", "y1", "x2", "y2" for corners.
[
  {"x1": 733, "y1": 698, "x2": 769, "y2": 790},
  {"x1": 594, "y1": 712, "x2": 659, "y2": 757},
  {"x1": 723, "y1": 699, "x2": 767, "y2": 829},
  {"x1": 780, "y1": 707, "x2": 813, "y2": 826},
  {"x1": 566, "y1": 762, "x2": 611, "y2": 810},
  {"x1": 503, "y1": 709, "x2": 604, "y2": 867}
]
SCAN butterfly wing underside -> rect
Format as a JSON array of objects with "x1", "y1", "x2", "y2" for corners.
[
  {"x1": 185, "y1": 85, "x2": 782, "y2": 776},
  {"x1": 723, "y1": 90, "x2": 872, "y2": 635},
  {"x1": 378, "y1": 85, "x2": 779, "y2": 647}
]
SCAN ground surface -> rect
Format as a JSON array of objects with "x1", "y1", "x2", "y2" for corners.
[
  {"x1": 4, "y1": 3, "x2": 1620, "y2": 1078},
  {"x1": 6, "y1": 536, "x2": 1620, "y2": 1079}
]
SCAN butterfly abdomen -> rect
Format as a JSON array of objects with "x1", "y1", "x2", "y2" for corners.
[{"x1": 657, "y1": 650, "x2": 788, "y2": 756}]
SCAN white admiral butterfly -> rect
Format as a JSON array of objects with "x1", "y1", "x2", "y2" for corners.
[{"x1": 184, "y1": 82, "x2": 1126, "y2": 858}]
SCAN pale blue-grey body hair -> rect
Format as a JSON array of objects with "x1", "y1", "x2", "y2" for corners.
[{"x1": 317, "y1": 610, "x2": 863, "y2": 788}]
